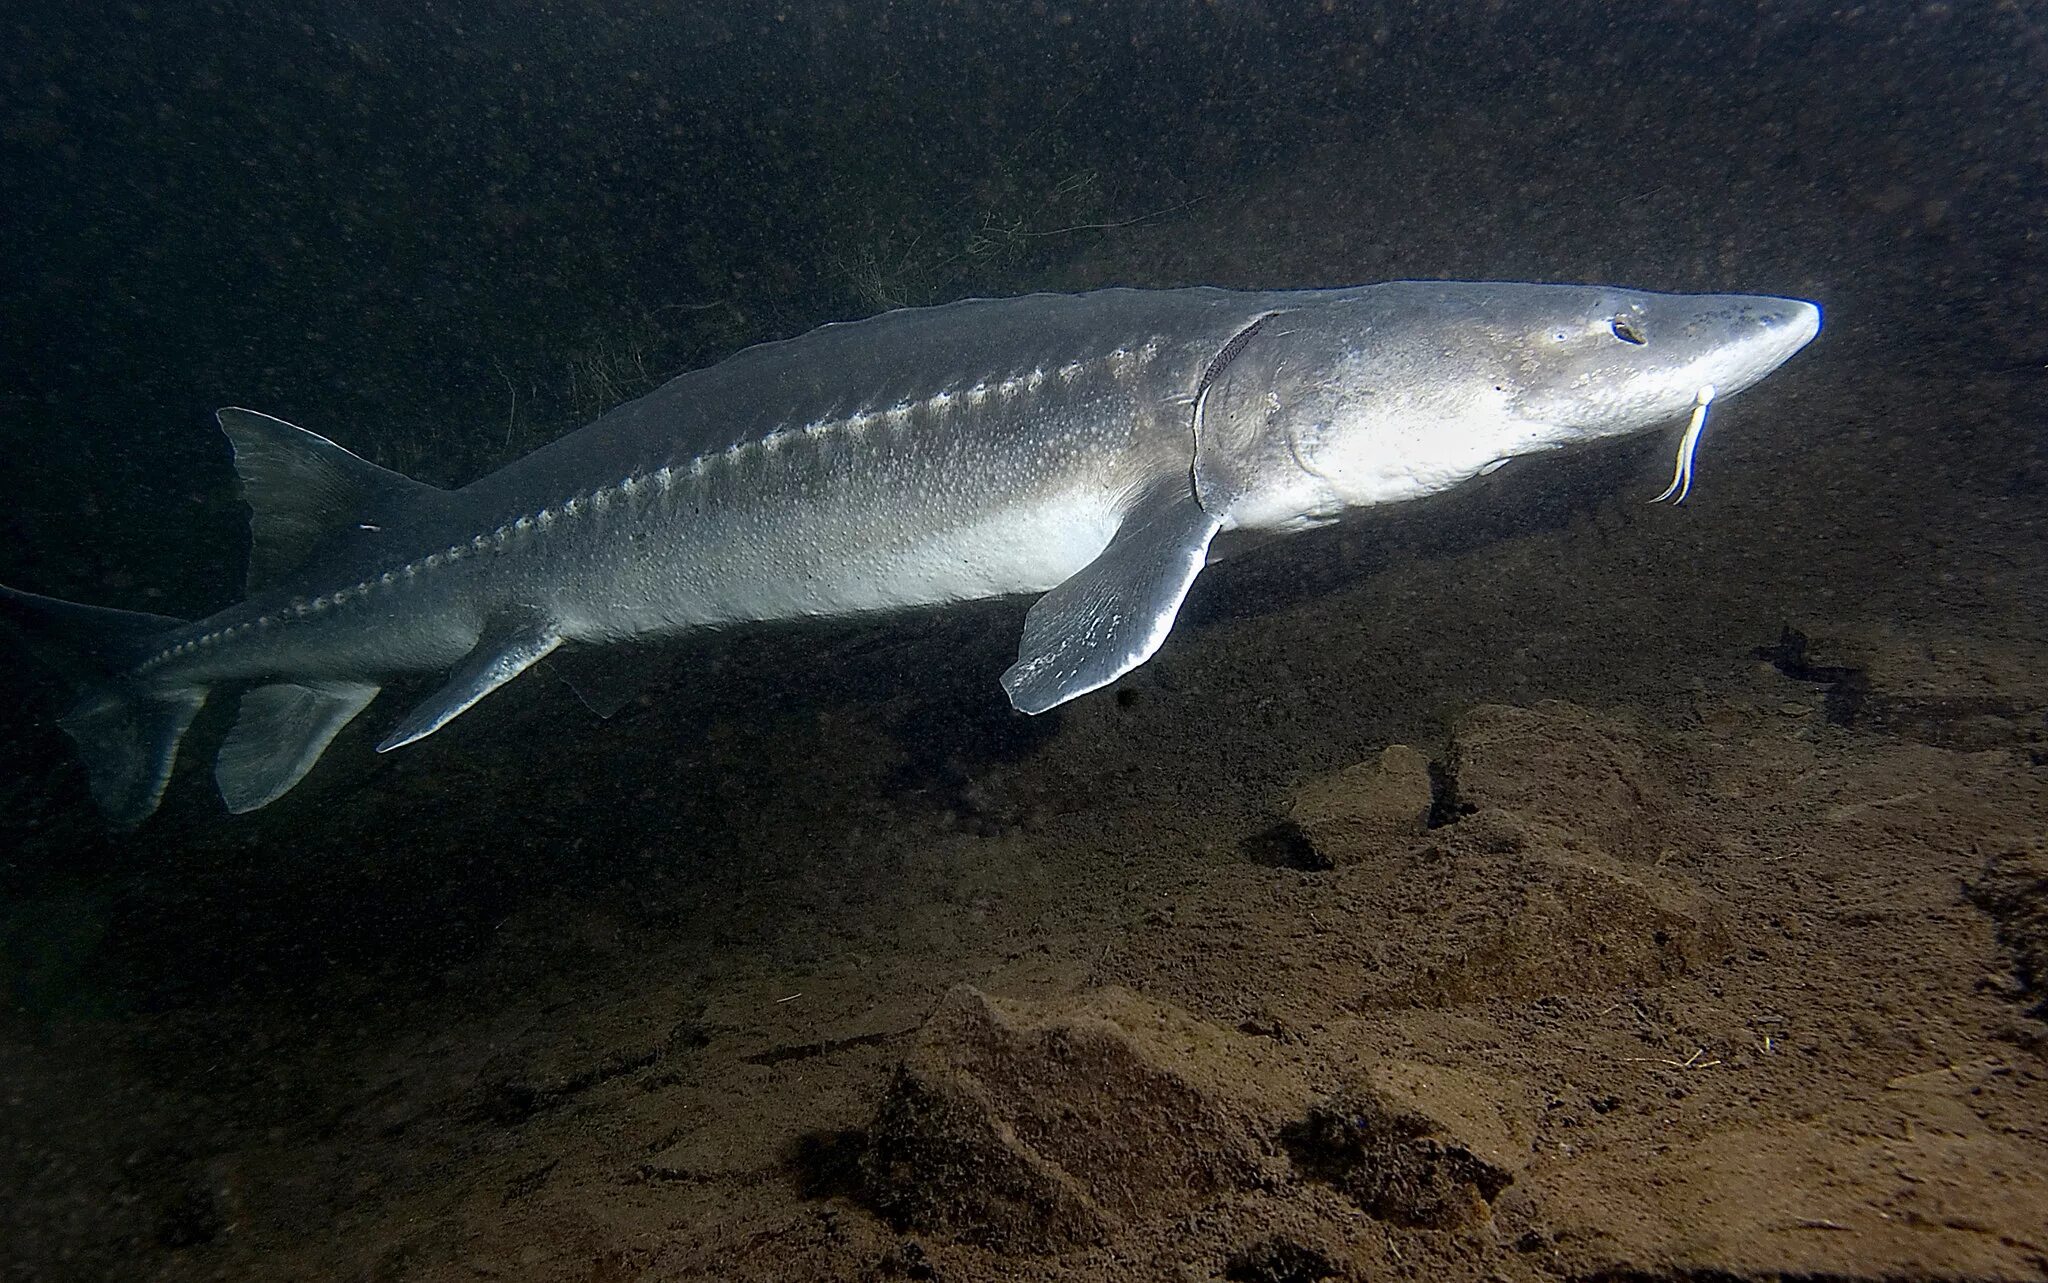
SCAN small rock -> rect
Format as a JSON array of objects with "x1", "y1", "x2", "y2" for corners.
[
  {"x1": 1287, "y1": 744, "x2": 1434, "y2": 866},
  {"x1": 859, "y1": 986, "x2": 1305, "y2": 1250},
  {"x1": 1450, "y1": 701, "x2": 1678, "y2": 861},
  {"x1": 1223, "y1": 1237, "x2": 1339, "y2": 1283},
  {"x1": 1966, "y1": 839, "x2": 2048, "y2": 1016},
  {"x1": 1281, "y1": 1060, "x2": 1528, "y2": 1229},
  {"x1": 1399, "y1": 851, "x2": 1728, "y2": 1006}
]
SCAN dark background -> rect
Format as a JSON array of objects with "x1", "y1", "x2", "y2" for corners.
[
  {"x1": 0, "y1": 5, "x2": 2043, "y2": 1273},
  {"x1": 5, "y1": 1, "x2": 2041, "y2": 502}
]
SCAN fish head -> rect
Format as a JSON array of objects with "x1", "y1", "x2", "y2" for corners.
[
  {"x1": 1195, "y1": 282, "x2": 1821, "y2": 531},
  {"x1": 1497, "y1": 285, "x2": 1822, "y2": 439}
]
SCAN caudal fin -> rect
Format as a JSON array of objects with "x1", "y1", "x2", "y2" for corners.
[
  {"x1": 0, "y1": 584, "x2": 205, "y2": 826},
  {"x1": 59, "y1": 686, "x2": 208, "y2": 824}
]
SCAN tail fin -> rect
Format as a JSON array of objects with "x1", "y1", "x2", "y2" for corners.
[{"x1": 0, "y1": 585, "x2": 205, "y2": 826}]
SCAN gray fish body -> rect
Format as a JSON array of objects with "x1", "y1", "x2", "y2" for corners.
[
  {"x1": 0, "y1": 281, "x2": 1821, "y2": 821},
  {"x1": 152, "y1": 287, "x2": 1280, "y2": 689}
]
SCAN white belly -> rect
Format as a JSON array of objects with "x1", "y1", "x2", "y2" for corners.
[{"x1": 771, "y1": 491, "x2": 1122, "y2": 619}]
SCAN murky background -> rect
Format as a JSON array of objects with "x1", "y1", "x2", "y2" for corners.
[{"x1": 3, "y1": 4, "x2": 2044, "y2": 1280}]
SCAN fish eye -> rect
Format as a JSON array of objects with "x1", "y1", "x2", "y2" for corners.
[{"x1": 1610, "y1": 315, "x2": 1647, "y2": 345}]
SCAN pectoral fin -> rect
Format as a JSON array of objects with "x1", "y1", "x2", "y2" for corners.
[
  {"x1": 377, "y1": 611, "x2": 561, "y2": 752},
  {"x1": 1001, "y1": 477, "x2": 1222, "y2": 714}
]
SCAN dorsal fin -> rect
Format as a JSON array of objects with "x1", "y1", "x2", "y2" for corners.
[{"x1": 216, "y1": 407, "x2": 444, "y2": 592}]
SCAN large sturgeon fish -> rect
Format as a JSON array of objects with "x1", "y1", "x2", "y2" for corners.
[{"x1": 1, "y1": 282, "x2": 1820, "y2": 824}]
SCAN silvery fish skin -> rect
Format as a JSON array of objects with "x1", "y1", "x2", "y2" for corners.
[{"x1": 0, "y1": 282, "x2": 1820, "y2": 822}]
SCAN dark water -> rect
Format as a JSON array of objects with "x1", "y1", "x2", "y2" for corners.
[{"x1": 2, "y1": 3, "x2": 2044, "y2": 1279}]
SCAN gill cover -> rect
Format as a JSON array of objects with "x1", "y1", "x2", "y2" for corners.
[
  {"x1": 1190, "y1": 308, "x2": 1353, "y2": 533},
  {"x1": 1191, "y1": 311, "x2": 1289, "y2": 515}
]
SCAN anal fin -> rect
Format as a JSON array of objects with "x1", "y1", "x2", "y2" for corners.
[
  {"x1": 377, "y1": 612, "x2": 561, "y2": 752},
  {"x1": 1001, "y1": 477, "x2": 1222, "y2": 714},
  {"x1": 215, "y1": 680, "x2": 381, "y2": 813}
]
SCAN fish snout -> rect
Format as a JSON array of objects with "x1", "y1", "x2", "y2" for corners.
[
  {"x1": 1758, "y1": 297, "x2": 1823, "y2": 347},
  {"x1": 1683, "y1": 294, "x2": 1822, "y2": 399}
]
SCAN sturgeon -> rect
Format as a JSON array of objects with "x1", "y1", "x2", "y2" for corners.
[{"x1": 0, "y1": 281, "x2": 1820, "y2": 824}]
